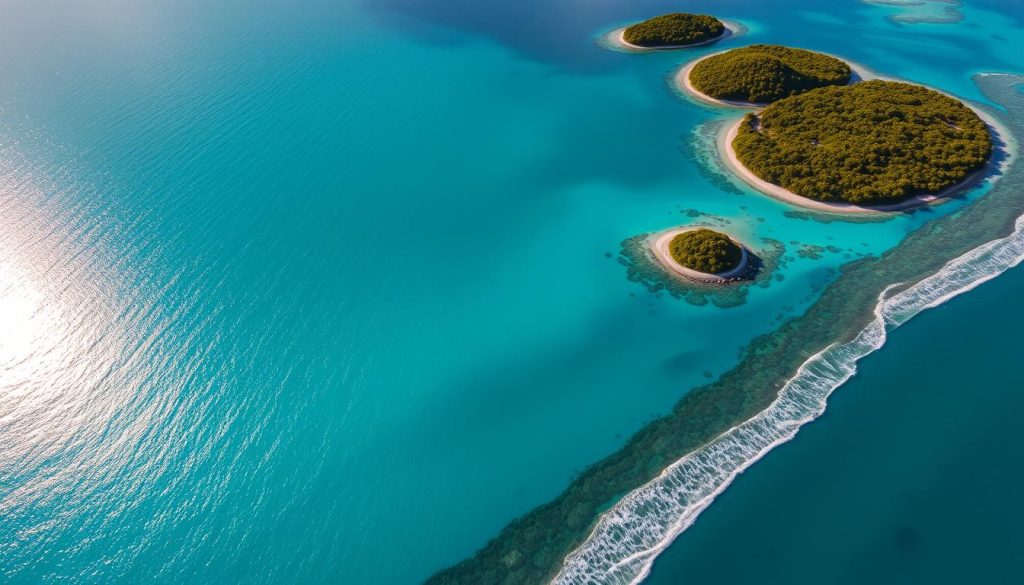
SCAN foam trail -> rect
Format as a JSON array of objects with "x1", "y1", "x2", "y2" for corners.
[{"x1": 553, "y1": 213, "x2": 1024, "y2": 585}]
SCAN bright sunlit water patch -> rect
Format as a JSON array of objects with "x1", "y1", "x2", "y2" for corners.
[
  {"x1": 0, "y1": 262, "x2": 53, "y2": 374},
  {"x1": 0, "y1": 1, "x2": 1020, "y2": 584},
  {"x1": 0, "y1": 142, "x2": 134, "y2": 471},
  {"x1": 0, "y1": 126, "x2": 226, "y2": 580}
]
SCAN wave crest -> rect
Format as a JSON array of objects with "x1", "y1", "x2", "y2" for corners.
[{"x1": 553, "y1": 212, "x2": 1024, "y2": 585}]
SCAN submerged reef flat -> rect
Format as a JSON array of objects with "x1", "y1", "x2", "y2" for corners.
[
  {"x1": 623, "y1": 231, "x2": 780, "y2": 309},
  {"x1": 864, "y1": 0, "x2": 965, "y2": 24},
  {"x1": 689, "y1": 45, "x2": 851, "y2": 104},
  {"x1": 732, "y1": 80, "x2": 994, "y2": 206},
  {"x1": 425, "y1": 73, "x2": 1021, "y2": 585}
]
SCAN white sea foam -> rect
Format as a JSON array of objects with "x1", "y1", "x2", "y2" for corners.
[{"x1": 553, "y1": 212, "x2": 1024, "y2": 585}]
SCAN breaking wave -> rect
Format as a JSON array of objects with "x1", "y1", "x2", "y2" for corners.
[{"x1": 553, "y1": 211, "x2": 1024, "y2": 585}]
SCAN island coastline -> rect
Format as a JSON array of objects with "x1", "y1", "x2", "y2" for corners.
[
  {"x1": 604, "y1": 20, "x2": 742, "y2": 53},
  {"x1": 722, "y1": 118, "x2": 982, "y2": 214},
  {"x1": 674, "y1": 53, "x2": 1010, "y2": 214},
  {"x1": 650, "y1": 227, "x2": 751, "y2": 282},
  {"x1": 674, "y1": 51, "x2": 872, "y2": 108},
  {"x1": 423, "y1": 52, "x2": 1023, "y2": 585}
]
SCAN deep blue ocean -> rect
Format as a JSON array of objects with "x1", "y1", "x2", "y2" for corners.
[
  {"x1": 0, "y1": 1, "x2": 1020, "y2": 583},
  {"x1": 645, "y1": 259, "x2": 1024, "y2": 585}
]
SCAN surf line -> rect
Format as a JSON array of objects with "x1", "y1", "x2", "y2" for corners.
[{"x1": 552, "y1": 211, "x2": 1024, "y2": 585}]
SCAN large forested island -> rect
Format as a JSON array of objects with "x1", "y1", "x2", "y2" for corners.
[
  {"x1": 622, "y1": 13, "x2": 725, "y2": 48},
  {"x1": 668, "y1": 228, "x2": 744, "y2": 274},
  {"x1": 732, "y1": 80, "x2": 993, "y2": 204},
  {"x1": 690, "y1": 45, "x2": 851, "y2": 103}
]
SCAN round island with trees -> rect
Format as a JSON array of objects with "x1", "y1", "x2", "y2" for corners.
[
  {"x1": 730, "y1": 80, "x2": 993, "y2": 206},
  {"x1": 621, "y1": 13, "x2": 726, "y2": 49},
  {"x1": 688, "y1": 45, "x2": 851, "y2": 104},
  {"x1": 652, "y1": 228, "x2": 750, "y2": 282}
]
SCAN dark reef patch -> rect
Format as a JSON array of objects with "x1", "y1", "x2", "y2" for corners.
[
  {"x1": 682, "y1": 119, "x2": 745, "y2": 196},
  {"x1": 619, "y1": 232, "x2": 783, "y2": 308}
]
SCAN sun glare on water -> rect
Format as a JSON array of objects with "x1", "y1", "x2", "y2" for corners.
[
  {"x1": 0, "y1": 261, "x2": 69, "y2": 381},
  {"x1": 0, "y1": 170, "x2": 140, "y2": 494}
]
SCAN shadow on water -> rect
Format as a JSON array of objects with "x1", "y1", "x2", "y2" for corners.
[
  {"x1": 371, "y1": 0, "x2": 630, "y2": 71},
  {"x1": 370, "y1": 0, "x2": 770, "y2": 72}
]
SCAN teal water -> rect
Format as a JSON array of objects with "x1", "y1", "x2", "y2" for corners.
[
  {"x1": 0, "y1": 1, "x2": 1020, "y2": 584},
  {"x1": 644, "y1": 260, "x2": 1024, "y2": 585}
]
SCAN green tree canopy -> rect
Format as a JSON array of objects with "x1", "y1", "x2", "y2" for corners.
[
  {"x1": 690, "y1": 45, "x2": 851, "y2": 103},
  {"x1": 669, "y1": 229, "x2": 744, "y2": 274},
  {"x1": 732, "y1": 80, "x2": 993, "y2": 204},
  {"x1": 623, "y1": 13, "x2": 724, "y2": 47}
]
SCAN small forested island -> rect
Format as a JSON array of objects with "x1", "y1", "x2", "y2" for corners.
[
  {"x1": 732, "y1": 80, "x2": 993, "y2": 204},
  {"x1": 668, "y1": 228, "x2": 744, "y2": 274},
  {"x1": 622, "y1": 13, "x2": 725, "y2": 48},
  {"x1": 690, "y1": 45, "x2": 851, "y2": 103}
]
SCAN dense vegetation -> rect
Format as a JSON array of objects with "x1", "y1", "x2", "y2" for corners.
[
  {"x1": 668, "y1": 229, "x2": 744, "y2": 273},
  {"x1": 733, "y1": 80, "x2": 993, "y2": 204},
  {"x1": 623, "y1": 13, "x2": 724, "y2": 47},
  {"x1": 689, "y1": 45, "x2": 851, "y2": 103}
]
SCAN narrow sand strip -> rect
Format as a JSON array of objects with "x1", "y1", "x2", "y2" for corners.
[
  {"x1": 650, "y1": 227, "x2": 750, "y2": 283},
  {"x1": 604, "y1": 20, "x2": 742, "y2": 53}
]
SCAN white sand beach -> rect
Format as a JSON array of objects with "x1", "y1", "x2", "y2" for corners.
[
  {"x1": 674, "y1": 52, "x2": 874, "y2": 108},
  {"x1": 605, "y1": 20, "x2": 742, "y2": 53},
  {"x1": 650, "y1": 227, "x2": 750, "y2": 282},
  {"x1": 670, "y1": 51, "x2": 1012, "y2": 214}
]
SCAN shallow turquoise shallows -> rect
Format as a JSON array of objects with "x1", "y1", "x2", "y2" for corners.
[{"x1": 0, "y1": 0, "x2": 1020, "y2": 584}]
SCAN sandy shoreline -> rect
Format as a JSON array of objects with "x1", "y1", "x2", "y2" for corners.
[
  {"x1": 650, "y1": 227, "x2": 750, "y2": 283},
  {"x1": 674, "y1": 52, "x2": 874, "y2": 108},
  {"x1": 675, "y1": 52, "x2": 764, "y2": 108},
  {"x1": 604, "y1": 20, "x2": 742, "y2": 53},
  {"x1": 672, "y1": 52, "x2": 1012, "y2": 214},
  {"x1": 718, "y1": 99, "x2": 1012, "y2": 215},
  {"x1": 720, "y1": 119, "x2": 965, "y2": 214}
]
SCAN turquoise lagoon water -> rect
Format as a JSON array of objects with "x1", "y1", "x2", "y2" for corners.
[{"x1": 0, "y1": 1, "x2": 1019, "y2": 583}]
